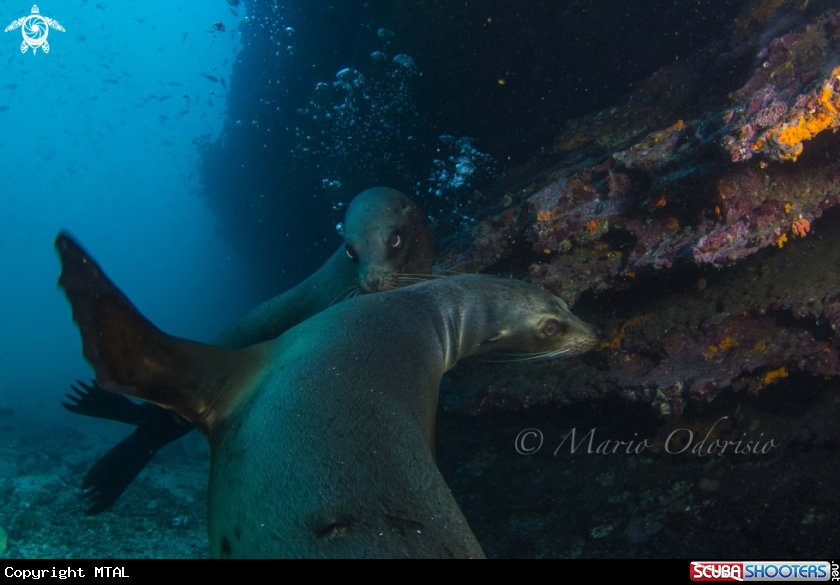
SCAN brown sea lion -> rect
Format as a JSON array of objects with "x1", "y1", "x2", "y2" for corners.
[
  {"x1": 62, "y1": 186, "x2": 434, "y2": 514},
  {"x1": 56, "y1": 232, "x2": 597, "y2": 558}
]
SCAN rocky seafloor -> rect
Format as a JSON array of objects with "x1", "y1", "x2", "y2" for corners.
[
  {"x1": 0, "y1": 417, "x2": 210, "y2": 560},
  {"x1": 0, "y1": 373, "x2": 836, "y2": 559}
]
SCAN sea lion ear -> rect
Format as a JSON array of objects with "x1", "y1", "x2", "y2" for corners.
[{"x1": 55, "y1": 232, "x2": 267, "y2": 436}]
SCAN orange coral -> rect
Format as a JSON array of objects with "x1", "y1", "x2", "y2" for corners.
[
  {"x1": 784, "y1": 203, "x2": 791, "y2": 214},
  {"x1": 792, "y1": 218, "x2": 810, "y2": 237},
  {"x1": 586, "y1": 220, "x2": 597, "y2": 231},
  {"x1": 763, "y1": 67, "x2": 840, "y2": 161},
  {"x1": 599, "y1": 314, "x2": 652, "y2": 350},
  {"x1": 776, "y1": 233, "x2": 788, "y2": 248},
  {"x1": 536, "y1": 210, "x2": 552, "y2": 223},
  {"x1": 558, "y1": 133, "x2": 592, "y2": 152},
  {"x1": 704, "y1": 337, "x2": 737, "y2": 359},
  {"x1": 760, "y1": 366, "x2": 788, "y2": 388}
]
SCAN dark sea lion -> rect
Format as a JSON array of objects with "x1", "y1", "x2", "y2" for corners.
[
  {"x1": 213, "y1": 186, "x2": 434, "y2": 347},
  {"x1": 62, "y1": 186, "x2": 433, "y2": 514},
  {"x1": 56, "y1": 233, "x2": 597, "y2": 558}
]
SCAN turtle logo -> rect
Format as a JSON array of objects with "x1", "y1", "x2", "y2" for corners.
[{"x1": 4, "y1": 5, "x2": 64, "y2": 55}]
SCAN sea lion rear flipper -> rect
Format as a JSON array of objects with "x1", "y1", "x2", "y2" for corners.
[
  {"x1": 62, "y1": 380, "x2": 147, "y2": 425},
  {"x1": 55, "y1": 232, "x2": 268, "y2": 435},
  {"x1": 81, "y1": 413, "x2": 192, "y2": 515}
]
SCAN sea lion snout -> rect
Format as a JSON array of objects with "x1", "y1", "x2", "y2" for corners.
[{"x1": 359, "y1": 268, "x2": 400, "y2": 293}]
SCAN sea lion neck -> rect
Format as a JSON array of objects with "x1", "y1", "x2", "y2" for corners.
[{"x1": 401, "y1": 275, "x2": 510, "y2": 370}]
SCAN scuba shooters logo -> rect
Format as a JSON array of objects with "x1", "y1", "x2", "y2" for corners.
[
  {"x1": 690, "y1": 561, "x2": 835, "y2": 581},
  {"x1": 4, "y1": 5, "x2": 65, "y2": 55}
]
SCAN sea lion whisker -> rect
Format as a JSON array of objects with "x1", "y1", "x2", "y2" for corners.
[
  {"x1": 400, "y1": 273, "x2": 444, "y2": 278},
  {"x1": 434, "y1": 270, "x2": 469, "y2": 275},
  {"x1": 483, "y1": 348, "x2": 573, "y2": 363},
  {"x1": 344, "y1": 287, "x2": 363, "y2": 302},
  {"x1": 331, "y1": 284, "x2": 361, "y2": 306},
  {"x1": 395, "y1": 276, "x2": 432, "y2": 283}
]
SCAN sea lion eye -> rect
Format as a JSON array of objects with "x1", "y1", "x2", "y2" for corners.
[
  {"x1": 388, "y1": 233, "x2": 401, "y2": 248},
  {"x1": 346, "y1": 246, "x2": 356, "y2": 260},
  {"x1": 543, "y1": 320, "x2": 562, "y2": 336}
]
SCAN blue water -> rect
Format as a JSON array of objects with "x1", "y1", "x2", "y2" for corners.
[{"x1": 0, "y1": 1, "x2": 256, "y2": 427}]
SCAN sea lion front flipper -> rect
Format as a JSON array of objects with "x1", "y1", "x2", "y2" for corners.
[
  {"x1": 55, "y1": 232, "x2": 269, "y2": 436},
  {"x1": 81, "y1": 412, "x2": 192, "y2": 515},
  {"x1": 62, "y1": 380, "x2": 147, "y2": 425}
]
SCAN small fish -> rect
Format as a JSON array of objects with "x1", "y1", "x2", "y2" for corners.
[
  {"x1": 0, "y1": 106, "x2": 9, "y2": 113},
  {"x1": 123, "y1": 71, "x2": 133, "y2": 78},
  {"x1": 182, "y1": 32, "x2": 188, "y2": 42},
  {"x1": 103, "y1": 79, "x2": 119, "y2": 85},
  {"x1": 162, "y1": 140, "x2": 172, "y2": 146},
  {"x1": 133, "y1": 18, "x2": 146, "y2": 24},
  {"x1": 220, "y1": 78, "x2": 226, "y2": 89},
  {"x1": 77, "y1": 35, "x2": 87, "y2": 42},
  {"x1": 89, "y1": 97, "x2": 99, "y2": 101},
  {"x1": 0, "y1": 407, "x2": 14, "y2": 416},
  {"x1": 4, "y1": 84, "x2": 19, "y2": 90},
  {"x1": 168, "y1": 81, "x2": 183, "y2": 87},
  {"x1": 201, "y1": 72, "x2": 218, "y2": 83},
  {"x1": 159, "y1": 95, "x2": 171, "y2": 102}
]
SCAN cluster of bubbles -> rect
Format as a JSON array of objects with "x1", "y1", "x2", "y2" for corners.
[
  {"x1": 293, "y1": 48, "x2": 421, "y2": 193},
  {"x1": 292, "y1": 42, "x2": 494, "y2": 232},
  {"x1": 430, "y1": 136, "x2": 494, "y2": 194},
  {"x1": 424, "y1": 139, "x2": 494, "y2": 229}
]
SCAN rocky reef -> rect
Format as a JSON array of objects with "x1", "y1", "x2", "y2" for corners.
[{"x1": 435, "y1": 0, "x2": 840, "y2": 418}]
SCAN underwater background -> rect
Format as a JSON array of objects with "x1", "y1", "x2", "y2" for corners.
[{"x1": 0, "y1": 0, "x2": 838, "y2": 558}]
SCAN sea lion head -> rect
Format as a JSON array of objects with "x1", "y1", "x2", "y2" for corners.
[
  {"x1": 429, "y1": 276, "x2": 598, "y2": 363},
  {"x1": 343, "y1": 187, "x2": 434, "y2": 293}
]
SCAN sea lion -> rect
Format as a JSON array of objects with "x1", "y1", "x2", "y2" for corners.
[
  {"x1": 62, "y1": 186, "x2": 434, "y2": 514},
  {"x1": 212, "y1": 186, "x2": 434, "y2": 347},
  {"x1": 56, "y1": 232, "x2": 597, "y2": 558}
]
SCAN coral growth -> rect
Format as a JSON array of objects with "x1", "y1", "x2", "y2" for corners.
[
  {"x1": 432, "y1": 1, "x2": 840, "y2": 418},
  {"x1": 751, "y1": 68, "x2": 840, "y2": 162},
  {"x1": 792, "y1": 218, "x2": 810, "y2": 237}
]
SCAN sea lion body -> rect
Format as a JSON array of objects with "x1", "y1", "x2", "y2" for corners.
[
  {"x1": 62, "y1": 186, "x2": 433, "y2": 514},
  {"x1": 56, "y1": 235, "x2": 597, "y2": 558}
]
